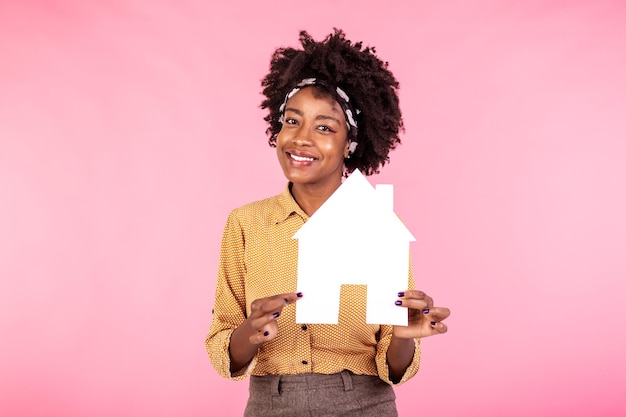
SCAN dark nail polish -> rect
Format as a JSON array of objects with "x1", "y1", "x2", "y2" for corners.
[
  {"x1": 430, "y1": 321, "x2": 437, "y2": 327},
  {"x1": 296, "y1": 292, "x2": 303, "y2": 297},
  {"x1": 273, "y1": 312, "x2": 280, "y2": 318},
  {"x1": 263, "y1": 330, "x2": 270, "y2": 336},
  {"x1": 422, "y1": 308, "x2": 430, "y2": 314},
  {"x1": 397, "y1": 291, "x2": 405, "y2": 297},
  {"x1": 395, "y1": 300, "x2": 402, "y2": 306}
]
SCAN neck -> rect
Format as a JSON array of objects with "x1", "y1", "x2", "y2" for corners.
[{"x1": 290, "y1": 179, "x2": 342, "y2": 217}]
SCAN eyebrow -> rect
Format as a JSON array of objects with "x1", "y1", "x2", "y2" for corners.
[{"x1": 284, "y1": 107, "x2": 343, "y2": 125}]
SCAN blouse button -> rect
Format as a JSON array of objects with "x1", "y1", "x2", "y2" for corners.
[
  {"x1": 302, "y1": 360, "x2": 308, "y2": 365},
  {"x1": 301, "y1": 324, "x2": 308, "y2": 331}
]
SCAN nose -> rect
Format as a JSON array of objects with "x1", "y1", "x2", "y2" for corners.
[{"x1": 291, "y1": 124, "x2": 314, "y2": 147}]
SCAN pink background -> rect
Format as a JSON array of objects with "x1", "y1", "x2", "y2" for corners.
[{"x1": 1, "y1": 1, "x2": 625, "y2": 416}]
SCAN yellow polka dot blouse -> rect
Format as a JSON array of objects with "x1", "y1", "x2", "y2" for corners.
[{"x1": 205, "y1": 185, "x2": 421, "y2": 385}]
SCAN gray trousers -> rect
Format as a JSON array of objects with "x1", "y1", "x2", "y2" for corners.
[{"x1": 244, "y1": 371, "x2": 398, "y2": 417}]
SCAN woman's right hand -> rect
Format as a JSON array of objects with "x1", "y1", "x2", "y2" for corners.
[
  {"x1": 245, "y1": 292, "x2": 302, "y2": 345},
  {"x1": 229, "y1": 292, "x2": 301, "y2": 373},
  {"x1": 228, "y1": 292, "x2": 302, "y2": 373}
]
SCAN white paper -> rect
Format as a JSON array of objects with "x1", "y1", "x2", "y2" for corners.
[{"x1": 293, "y1": 170, "x2": 415, "y2": 325}]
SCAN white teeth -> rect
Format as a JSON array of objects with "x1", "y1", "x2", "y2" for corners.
[{"x1": 290, "y1": 154, "x2": 315, "y2": 162}]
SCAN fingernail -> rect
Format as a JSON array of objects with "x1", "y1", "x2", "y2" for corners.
[
  {"x1": 395, "y1": 300, "x2": 402, "y2": 306},
  {"x1": 273, "y1": 312, "x2": 280, "y2": 318},
  {"x1": 397, "y1": 291, "x2": 405, "y2": 297},
  {"x1": 430, "y1": 321, "x2": 437, "y2": 327},
  {"x1": 422, "y1": 308, "x2": 430, "y2": 314},
  {"x1": 296, "y1": 292, "x2": 303, "y2": 297},
  {"x1": 263, "y1": 330, "x2": 270, "y2": 336}
]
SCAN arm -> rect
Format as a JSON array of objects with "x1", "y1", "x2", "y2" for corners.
[
  {"x1": 386, "y1": 335, "x2": 417, "y2": 383},
  {"x1": 375, "y1": 260, "x2": 421, "y2": 385},
  {"x1": 205, "y1": 210, "x2": 301, "y2": 378},
  {"x1": 382, "y1": 258, "x2": 450, "y2": 384},
  {"x1": 228, "y1": 292, "x2": 301, "y2": 373},
  {"x1": 388, "y1": 289, "x2": 450, "y2": 382},
  {"x1": 205, "y1": 211, "x2": 252, "y2": 379}
]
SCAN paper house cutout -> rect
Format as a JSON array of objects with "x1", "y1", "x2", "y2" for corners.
[{"x1": 293, "y1": 169, "x2": 416, "y2": 325}]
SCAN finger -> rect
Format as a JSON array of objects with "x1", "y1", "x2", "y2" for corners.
[
  {"x1": 265, "y1": 291, "x2": 302, "y2": 308},
  {"x1": 255, "y1": 298, "x2": 287, "y2": 315},
  {"x1": 249, "y1": 327, "x2": 274, "y2": 344},
  {"x1": 248, "y1": 310, "x2": 281, "y2": 331},
  {"x1": 425, "y1": 306, "x2": 451, "y2": 321},
  {"x1": 249, "y1": 303, "x2": 293, "y2": 330},
  {"x1": 398, "y1": 290, "x2": 434, "y2": 308},
  {"x1": 395, "y1": 297, "x2": 429, "y2": 311},
  {"x1": 252, "y1": 292, "x2": 302, "y2": 315},
  {"x1": 249, "y1": 293, "x2": 305, "y2": 331},
  {"x1": 273, "y1": 291, "x2": 302, "y2": 304},
  {"x1": 429, "y1": 320, "x2": 448, "y2": 334},
  {"x1": 398, "y1": 290, "x2": 426, "y2": 300}
]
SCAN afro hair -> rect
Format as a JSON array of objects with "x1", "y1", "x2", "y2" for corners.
[{"x1": 260, "y1": 29, "x2": 404, "y2": 176}]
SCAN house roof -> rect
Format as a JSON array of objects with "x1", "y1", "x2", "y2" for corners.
[{"x1": 293, "y1": 169, "x2": 416, "y2": 242}]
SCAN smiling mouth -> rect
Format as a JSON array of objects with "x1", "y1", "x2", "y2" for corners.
[{"x1": 288, "y1": 153, "x2": 317, "y2": 162}]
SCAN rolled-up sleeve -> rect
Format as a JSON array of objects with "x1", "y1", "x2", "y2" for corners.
[
  {"x1": 375, "y1": 328, "x2": 421, "y2": 385},
  {"x1": 205, "y1": 210, "x2": 257, "y2": 380}
]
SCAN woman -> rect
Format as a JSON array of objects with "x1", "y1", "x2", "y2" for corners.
[{"x1": 206, "y1": 29, "x2": 450, "y2": 416}]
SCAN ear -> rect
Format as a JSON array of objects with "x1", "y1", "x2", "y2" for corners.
[{"x1": 343, "y1": 140, "x2": 350, "y2": 158}]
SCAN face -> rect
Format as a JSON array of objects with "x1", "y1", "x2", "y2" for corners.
[{"x1": 276, "y1": 86, "x2": 349, "y2": 191}]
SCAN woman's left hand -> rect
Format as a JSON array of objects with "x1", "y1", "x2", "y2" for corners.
[{"x1": 392, "y1": 290, "x2": 450, "y2": 339}]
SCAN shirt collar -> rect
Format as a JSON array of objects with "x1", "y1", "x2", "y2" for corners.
[{"x1": 274, "y1": 183, "x2": 309, "y2": 224}]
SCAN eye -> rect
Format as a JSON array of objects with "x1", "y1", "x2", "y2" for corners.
[
  {"x1": 317, "y1": 125, "x2": 335, "y2": 133},
  {"x1": 284, "y1": 118, "x2": 298, "y2": 125}
]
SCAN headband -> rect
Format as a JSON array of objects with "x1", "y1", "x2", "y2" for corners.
[{"x1": 278, "y1": 78, "x2": 360, "y2": 155}]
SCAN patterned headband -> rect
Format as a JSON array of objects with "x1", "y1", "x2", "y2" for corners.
[{"x1": 278, "y1": 78, "x2": 360, "y2": 155}]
